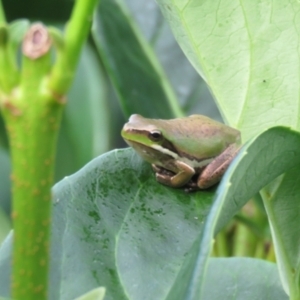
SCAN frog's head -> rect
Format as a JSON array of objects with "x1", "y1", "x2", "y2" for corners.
[{"x1": 121, "y1": 114, "x2": 177, "y2": 164}]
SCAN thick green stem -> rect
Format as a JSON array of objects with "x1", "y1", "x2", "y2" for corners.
[
  {"x1": 48, "y1": 0, "x2": 99, "y2": 95},
  {"x1": 232, "y1": 221, "x2": 257, "y2": 257},
  {"x1": 214, "y1": 229, "x2": 229, "y2": 257},
  {"x1": 2, "y1": 35, "x2": 63, "y2": 298},
  {"x1": 9, "y1": 94, "x2": 63, "y2": 299}
]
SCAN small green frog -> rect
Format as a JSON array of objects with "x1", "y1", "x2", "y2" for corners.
[{"x1": 121, "y1": 114, "x2": 241, "y2": 191}]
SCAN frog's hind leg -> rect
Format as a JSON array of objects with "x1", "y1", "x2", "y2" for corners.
[{"x1": 197, "y1": 145, "x2": 240, "y2": 189}]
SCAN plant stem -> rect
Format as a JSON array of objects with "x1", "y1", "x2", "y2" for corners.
[
  {"x1": 48, "y1": 0, "x2": 99, "y2": 95},
  {"x1": 265, "y1": 242, "x2": 276, "y2": 262},
  {"x1": 9, "y1": 93, "x2": 62, "y2": 299},
  {"x1": 2, "y1": 43, "x2": 61, "y2": 299},
  {"x1": 232, "y1": 221, "x2": 257, "y2": 256},
  {"x1": 214, "y1": 229, "x2": 229, "y2": 256}
]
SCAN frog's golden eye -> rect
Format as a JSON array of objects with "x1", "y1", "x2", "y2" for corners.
[{"x1": 149, "y1": 130, "x2": 162, "y2": 141}]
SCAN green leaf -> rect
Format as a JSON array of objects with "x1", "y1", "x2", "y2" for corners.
[
  {"x1": 202, "y1": 258, "x2": 287, "y2": 300},
  {"x1": 156, "y1": 1, "x2": 300, "y2": 140},
  {"x1": 92, "y1": 0, "x2": 183, "y2": 119}
]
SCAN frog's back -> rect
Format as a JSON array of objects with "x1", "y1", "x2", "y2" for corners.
[{"x1": 160, "y1": 115, "x2": 240, "y2": 159}]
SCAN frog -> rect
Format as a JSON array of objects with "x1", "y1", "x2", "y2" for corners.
[{"x1": 121, "y1": 114, "x2": 241, "y2": 191}]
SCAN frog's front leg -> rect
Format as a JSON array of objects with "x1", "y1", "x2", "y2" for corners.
[
  {"x1": 198, "y1": 144, "x2": 240, "y2": 189},
  {"x1": 152, "y1": 164, "x2": 172, "y2": 175},
  {"x1": 153, "y1": 161, "x2": 195, "y2": 188}
]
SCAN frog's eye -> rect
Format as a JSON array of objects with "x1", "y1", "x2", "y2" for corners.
[{"x1": 149, "y1": 130, "x2": 162, "y2": 141}]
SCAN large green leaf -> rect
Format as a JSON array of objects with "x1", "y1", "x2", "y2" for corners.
[{"x1": 156, "y1": 0, "x2": 300, "y2": 140}]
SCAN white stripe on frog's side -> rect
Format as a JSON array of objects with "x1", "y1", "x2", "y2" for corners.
[
  {"x1": 151, "y1": 144, "x2": 178, "y2": 158},
  {"x1": 151, "y1": 144, "x2": 214, "y2": 168}
]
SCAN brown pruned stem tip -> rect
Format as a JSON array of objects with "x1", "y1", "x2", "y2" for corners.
[{"x1": 22, "y1": 23, "x2": 52, "y2": 60}]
